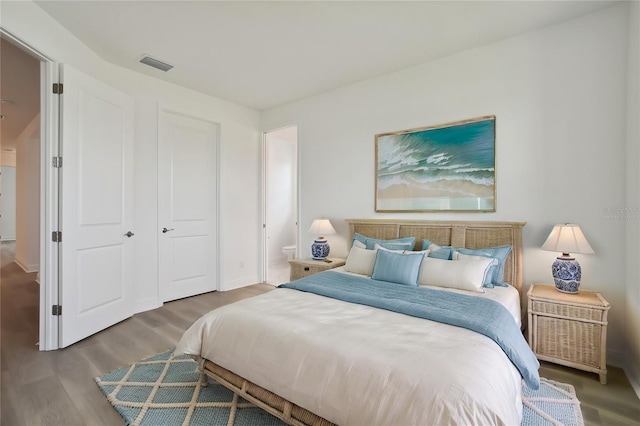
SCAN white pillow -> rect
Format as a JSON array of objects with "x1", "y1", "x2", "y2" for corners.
[
  {"x1": 344, "y1": 244, "x2": 377, "y2": 276},
  {"x1": 418, "y1": 256, "x2": 493, "y2": 293},
  {"x1": 453, "y1": 252, "x2": 499, "y2": 285}
]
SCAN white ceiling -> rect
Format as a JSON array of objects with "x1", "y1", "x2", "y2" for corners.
[{"x1": 33, "y1": 0, "x2": 617, "y2": 111}]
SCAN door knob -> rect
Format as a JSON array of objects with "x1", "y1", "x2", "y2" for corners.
[
  {"x1": 125, "y1": 231, "x2": 134, "y2": 238},
  {"x1": 162, "y1": 227, "x2": 174, "y2": 233}
]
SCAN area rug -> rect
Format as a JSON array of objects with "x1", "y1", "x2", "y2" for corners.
[
  {"x1": 522, "y1": 378, "x2": 584, "y2": 426},
  {"x1": 96, "y1": 349, "x2": 584, "y2": 426}
]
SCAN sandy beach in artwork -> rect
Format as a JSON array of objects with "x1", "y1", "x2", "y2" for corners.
[
  {"x1": 377, "y1": 179, "x2": 494, "y2": 200},
  {"x1": 376, "y1": 116, "x2": 496, "y2": 210}
]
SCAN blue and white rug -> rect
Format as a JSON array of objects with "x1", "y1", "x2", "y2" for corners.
[
  {"x1": 522, "y1": 378, "x2": 584, "y2": 426},
  {"x1": 96, "y1": 349, "x2": 583, "y2": 426}
]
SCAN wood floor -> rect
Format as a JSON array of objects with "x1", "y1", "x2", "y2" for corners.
[{"x1": 1, "y1": 241, "x2": 639, "y2": 426}]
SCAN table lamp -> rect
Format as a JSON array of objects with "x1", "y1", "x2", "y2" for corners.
[
  {"x1": 541, "y1": 224, "x2": 594, "y2": 293},
  {"x1": 308, "y1": 219, "x2": 336, "y2": 260}
]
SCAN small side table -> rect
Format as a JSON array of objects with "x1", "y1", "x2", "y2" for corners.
[
  {"x1": 527, "y1": 283, "x2": 610, "y2": 384},
  {"x1": 288, "y1": 257, "x2": 346, "y2": 281}
]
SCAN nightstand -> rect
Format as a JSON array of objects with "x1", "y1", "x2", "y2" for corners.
[
  {"x1": 527, "y1": 283, "x2": 610, "y2": 384},
  {"x1": 288, "y1": 257, "x2": 346, "y2": 281}
]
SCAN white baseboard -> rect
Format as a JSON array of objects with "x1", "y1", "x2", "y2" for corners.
[
  {"x1": 222, "y1": 275, "x2": 261, "y2": 291},
  {"x1": 14, "y1": 258, "x2": 39, "y2": 273},
  {"x1": 624, "y1": 354, "x2": 640, "y2": 399},
  {"x1": 133, "y1": 298, "x2": 162, "y2": 315},
  {"x1": 608, "y1": 349, "x2": 640, "y2": 399}
]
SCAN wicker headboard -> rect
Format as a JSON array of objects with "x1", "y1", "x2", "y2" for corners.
[{"x1": 346, "y1": 219, "x2": 526, "y2": 298}]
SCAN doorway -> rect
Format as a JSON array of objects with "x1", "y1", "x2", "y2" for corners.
[
  {"x1": 0, "y1": 34, "x2": 43, "y2": 347},
  {"x1": 1, "y1": 28, "x2": 62, "y2": 350},
  {"x1": 263, "y1": 126, "x2": 298, "y2": 285}
]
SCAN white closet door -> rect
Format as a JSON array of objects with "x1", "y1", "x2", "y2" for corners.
[
  {"x1": 158, "y1": 110, "x2": 218, "y2": 302},
  {"x1": 59, "y1": 64, "x2": 134, "y2": 347}
]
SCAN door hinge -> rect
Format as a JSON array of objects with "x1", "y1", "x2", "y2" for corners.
[
  {"x1": 53, "y1": 83, "x2": 63, "y2": 94},
  {"x1": 52, "y1": 231, "x2": 62, "y2": 242},
  {"x1": 52, "y1": 157, "x2": 63, "y2": 168},
  {"x1": 52, "y1": 305, "x2": 62, "y2": 316}
]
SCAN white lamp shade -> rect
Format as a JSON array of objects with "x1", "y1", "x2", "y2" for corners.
[
  {"x1": 307, "y1": 219, "x2": 336, "y2": 237},
  {"x1": 541, "y1": 224, "x2": 594, "y2": 255}
]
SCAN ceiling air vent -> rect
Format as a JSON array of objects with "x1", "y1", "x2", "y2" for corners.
[{"x1": 139, "y1": 55, "x2": 174, "y2": 72}]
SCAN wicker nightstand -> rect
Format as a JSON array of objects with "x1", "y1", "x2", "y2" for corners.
[
  {"x1": 527, "y1": 284, "x2": 610, "y2": 384},
  {"x1": 288, "y1": 258, "x2": 346, "y2": 281}
]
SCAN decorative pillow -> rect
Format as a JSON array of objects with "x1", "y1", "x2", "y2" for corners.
[
  {"x1": 353, "y1": 233, "x2": 416, "y2": 250},
  {"x1": 344, "y1": 244, "x2": 377, "y2": 276},
  {"x1": 371, "y1": 249, "x2": 425, "y2": 286},
  {"x1": 421, "y1": 240, "x2": 453, "y2": 260},
  {"x1": 452, "y1": 252, "x2": 499, "y2": 287},
  {"x1": 418, "y1": 256, "x2": 493, "y2": 293},
  {"x1": 455, "y1": 246, "x2": 512, "y2": 286}
]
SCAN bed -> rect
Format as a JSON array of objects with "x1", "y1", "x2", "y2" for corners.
[{"x1": 176, "y1": 219, "x2": 538, "y2": 426}]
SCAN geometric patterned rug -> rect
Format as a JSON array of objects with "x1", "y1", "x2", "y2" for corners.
[
  {"x1": 522, "y1": 378, "x2": 584, "y2": 426},
  {"x1": 95, "y1": 349, "x2": 285, "y2": 426},
  {"x1": 96, "y1": 348, "x2": 584, "y2": 426}
]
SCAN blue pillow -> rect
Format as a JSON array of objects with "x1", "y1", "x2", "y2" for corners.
[
  {"x1": 455, "y1": 246, "x2": 512, "y2": 286},
  {"x1": 371, "y1": 249, "x2": 425, "y2": 286},
  {"x1": 421, "y1": 239, "x2": 454, "y2": 260},
  {"x1": 353, "y1": 233, "x2": 416, "y2": 250}
]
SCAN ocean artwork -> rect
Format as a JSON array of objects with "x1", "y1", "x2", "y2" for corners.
[{"x1": 375, "y1": 116, "x2": 496, "y2": 212}]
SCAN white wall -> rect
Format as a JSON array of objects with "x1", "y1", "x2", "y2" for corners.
[
  {"x1": 1, "y1": 1, "x2": 262, "y2": 310},
  {"x1": 262, "y1": 5, "x2": 631, "y2": 364},
  {"x1": 14, "y1": 114, "x2": 40, "y2": 272},
  {"x1": 1, "y1": 166, "x2": 16, "y2": 241},
  {"x1": 625, "y1": 0, "x2": 640, "y2": 395},
  {"x1": 266, "y1": 132, "x2": 297, "y2": 265}
]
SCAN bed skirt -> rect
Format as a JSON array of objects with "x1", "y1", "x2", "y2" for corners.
[{"x1": 198, "y1": 358, "x2": 335, "y2": 426}]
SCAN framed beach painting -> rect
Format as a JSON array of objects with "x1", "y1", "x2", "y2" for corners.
[{"x1": 375, "y1": 115, "x2": 496, "y2": 212}]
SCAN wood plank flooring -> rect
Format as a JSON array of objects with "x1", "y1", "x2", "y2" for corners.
[{"x1": 1, "y1": 241, "x2": 639, "y2": 425}]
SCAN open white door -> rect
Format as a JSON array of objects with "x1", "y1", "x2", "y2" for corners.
[
  {"x1": 158, "y1": 109, "x2": 218, "y2": 302},
  {"x1": 59, "y1": 64, "x2": 134, "y2": 347}
]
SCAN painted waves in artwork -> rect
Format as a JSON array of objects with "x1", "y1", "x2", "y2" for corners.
[{"x1": 376, "y1": 117, "x2": 495, "y2": 211}]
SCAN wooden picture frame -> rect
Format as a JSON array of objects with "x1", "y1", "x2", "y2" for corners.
[{"x1": 375, "y1": 115, "x2": 496, "y2": 212}]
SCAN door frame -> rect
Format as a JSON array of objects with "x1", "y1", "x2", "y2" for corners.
[
  {"x1": 261, "y1": 123, "x2": 300, "y2": 283},
  {"x1": 0, "y1": 28, "x2": 59, "y2": 350},
  {"x1": 157, "y1": 105, "x2": 222, "y2": 296}
]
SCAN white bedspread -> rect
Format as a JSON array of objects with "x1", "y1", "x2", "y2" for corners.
[{"x1": 176, "y1": 286, "x2": 523, "y2": 425}]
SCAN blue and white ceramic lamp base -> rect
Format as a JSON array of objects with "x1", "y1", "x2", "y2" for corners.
[
  {"x1": 311, "y1": 239, "x2": 330, "y2": 260},
  {"x1": 552, "y1": 257, "x2": 582, "y2": 293}
]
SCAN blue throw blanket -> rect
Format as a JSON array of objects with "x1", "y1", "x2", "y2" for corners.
[{"x1": 279, "y1": 271, "x2": 540, "y2": 389}]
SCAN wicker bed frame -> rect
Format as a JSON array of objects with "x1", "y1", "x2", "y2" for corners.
[{"x1": 197, "y1": 219, "x2": 526, "y2": 426}]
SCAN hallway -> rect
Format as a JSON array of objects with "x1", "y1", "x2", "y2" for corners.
[{"x1": 1, "y1": 241, "x2": 39, "y2": 347}]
